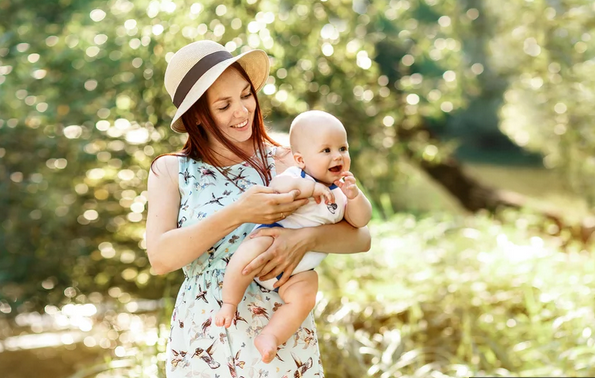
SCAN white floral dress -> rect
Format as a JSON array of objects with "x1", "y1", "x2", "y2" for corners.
[{"x1": 166, "y1": 147, "x2": 325, "y2": 378}]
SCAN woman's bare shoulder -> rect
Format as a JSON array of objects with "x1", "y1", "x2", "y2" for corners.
[
  {"x1": 149, "y1": 155, "x2": 180, "y2": 185},
  {"x1": 273, "y1": 146, "x2": 296, "y2": 174}
]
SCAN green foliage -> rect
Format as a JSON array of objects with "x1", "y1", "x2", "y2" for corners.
[
  {"x1": 315, "y1": 214, "x2": 595, "y2": 377},
  {"x1": 486, "y1": 0, "x2": 595, "y2": 205},
  {"x1": 0, "y1": 0, "x2": 483, "y2": 311},
  {"x1": 2, "y1": 0, "x2": 595, "y2": 374},
  {"x1": 55, "y1": 213, "x2": 595, "y2": 377},
  {"x1": 0, "y1": 0, "x2": 182, "y2": 313}
]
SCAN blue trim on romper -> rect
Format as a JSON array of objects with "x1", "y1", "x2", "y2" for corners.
[
  {"x1": 272, "y1": 272, "x2": 284, "y2": 293},
  {"x1": 301, "y1": 169, "x2": 339, "y2": 190},
  {"x1": 273, "y1": 269, "x2": 314, "y2": 293},
  {"x1": 256, "y1": 222, "x2": 284, "y2": 229}
]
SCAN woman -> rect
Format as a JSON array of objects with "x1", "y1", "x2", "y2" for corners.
[{"x1": 146, "y1": 40, "x2": 371, "y2": 377}]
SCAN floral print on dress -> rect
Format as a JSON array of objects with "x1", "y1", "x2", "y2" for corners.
[{"x1": 166, "y1": 147, "x2": 325, "y2": 378}]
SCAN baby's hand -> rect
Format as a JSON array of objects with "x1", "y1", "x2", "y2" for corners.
[
  {"x1": 334, "y1": 171, "x2": 360, "y2": 200},
  {"x1": 313, "y1": 182, "x2": 334, "y2": 204}
]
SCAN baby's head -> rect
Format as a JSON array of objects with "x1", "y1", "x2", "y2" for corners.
[{"x1": 289, "y1": 110, "x2": 351, "y2": 185}]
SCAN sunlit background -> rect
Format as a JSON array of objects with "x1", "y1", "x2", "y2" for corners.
[{"x1": 1, "y1": 0, "x2": 595, "y2": 377}]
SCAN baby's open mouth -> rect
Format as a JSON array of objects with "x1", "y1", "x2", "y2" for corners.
[{"x1": 329, "y1": 165, "x2": 342, "y2": 173}]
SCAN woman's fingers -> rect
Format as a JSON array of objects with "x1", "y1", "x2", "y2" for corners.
[
  {"x1": 249, "y1": 227, "x2": 308, "y2": 287},
  {"x1": 250, "y1": 227, "x2": 278, "y2": 239},
  {"x1": 273, "y1": 265, "x2": 297, "y2": 287},
  {"x1": 238, "y1": 188, "x2": 309, "y2": 224},
  {"x1": 257, "y1": 255, "x2": 295, "y2": 284},
  {"x1": 245, "y1": 185, "x2": 276, "y2": 196},
  {"x1": 255, "y1": 255, "x2": 296, "y2": 286},
  {"x1": 257, "y1": 260, "x2": 281, "y2": 281},
  {"x1": 278, "y1": 198, "x2": 309, "y2": 213},
  {"x1": 243, "y1": 228, "x2": 281, "y2": 275},
  {"x1": 253, "y1": 229, "x2": 287, "y2": 280},
  {"x1": 273, "y1": 189, "x2": 301, "y2": 204},
  {"x1": 242, "y1": 252, "x2": 269, "y2": 276}
]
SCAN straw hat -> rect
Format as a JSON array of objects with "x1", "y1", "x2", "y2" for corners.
[{"x1": 164, "y1": 40, "x2": 270, "y2": 133}]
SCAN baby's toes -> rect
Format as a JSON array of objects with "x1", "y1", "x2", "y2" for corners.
[{"x1": 215, "y1": 313, "x2": 225, "y2": 327}]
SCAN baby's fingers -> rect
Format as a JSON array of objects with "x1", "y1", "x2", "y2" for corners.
[
  {"x1": 326, "y1": 190, "x2": 335, "y2": 204},
  {"x1": 314, "y1": 195, "x2": 326, "y2": 204},
  {"x1": 343, "y1": 175, "x2": 356, "y2": 185}
]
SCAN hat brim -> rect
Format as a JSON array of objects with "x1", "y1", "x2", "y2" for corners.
[{"x1": 170, "y1": 49, "x2": 270, "y2": 133}]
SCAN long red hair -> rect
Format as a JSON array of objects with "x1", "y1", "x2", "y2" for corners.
[{"x1": 152, "y1": 62, "x2": 279, "y2": 186}]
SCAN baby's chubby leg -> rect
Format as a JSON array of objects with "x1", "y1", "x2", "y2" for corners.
[
  {"x1": 215, "y1": 235, "x2": 274, "y2": 328},
  {"x1": 255, "y1": 270, "x2": 318, "y2": 363}
]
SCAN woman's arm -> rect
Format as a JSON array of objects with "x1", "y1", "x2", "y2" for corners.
[
  {"x1": 243, "y1": 221, "x2": 371, "y2": 287},
  {"x1": 146, "y1": 155, "x2": 308, "y2": 275},
  {"x1": 146, "y1": 156, "x2": 241, "y2": 274},
  {"x1": 306, "y1": 220, "x2": 372, "y2": 254}
]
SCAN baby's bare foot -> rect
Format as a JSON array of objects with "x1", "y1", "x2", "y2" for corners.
[
  {"x1": 215, "y1": 303, "x2": 236, "y2": 328},
  {"x1": 255, "y1": 333, "x2": 278, "y2": 363}
]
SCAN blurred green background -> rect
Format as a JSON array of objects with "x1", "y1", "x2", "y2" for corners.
[{"x1": 1, "y1": 0, "x2": 595, "y2": 377}]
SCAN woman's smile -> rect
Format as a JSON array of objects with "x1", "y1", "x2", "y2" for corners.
[{"x1": 230, "y1": 119, "x2": 249, "y2": 130}]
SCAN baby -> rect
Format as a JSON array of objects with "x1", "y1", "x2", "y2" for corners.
[{"x1": 215, "y1": 110, "x2": 372, "y2": 363}]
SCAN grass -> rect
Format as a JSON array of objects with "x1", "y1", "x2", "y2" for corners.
[
  {"x1": 3, "y1": 162, "x2": 592, "y2": 377},
  {"x1": 316, "y1": 213, "x2": 595, "y2": 377},
  {"x1": 56, "y1": 211, "x2": 595, "y2": 378}
]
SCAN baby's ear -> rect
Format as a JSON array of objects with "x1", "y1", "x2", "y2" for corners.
[{"x1": 293, "y1": 153, "x2": 306, "y2": 168}]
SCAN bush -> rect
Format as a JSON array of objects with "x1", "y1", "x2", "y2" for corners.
[
  {"x1": 67, "y1": 212, "x2": 595, "y2": 377},
  {"x1": 316, "y1": 213, "x2": 595, "y2": 377}
]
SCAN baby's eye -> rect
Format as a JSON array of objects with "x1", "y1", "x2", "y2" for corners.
[
  {"x1": 322, "y1": 148, "x2": 331, "y2": 153},
  {"x1": 340, "y1": 146, "x2": 348, "y2": 151}
]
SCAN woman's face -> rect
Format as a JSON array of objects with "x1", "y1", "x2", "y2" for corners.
[{"x1": 205, "y1": 67, "x2": 256, "y2": 148}]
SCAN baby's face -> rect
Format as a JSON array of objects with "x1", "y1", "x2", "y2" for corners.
[{"x1": 296, "y1": 124, "x2": 350, "y2": 186}]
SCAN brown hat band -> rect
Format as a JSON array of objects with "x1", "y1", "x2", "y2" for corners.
[{"x1": 173, "y1": 50, "x2": 233, "y2": 108}]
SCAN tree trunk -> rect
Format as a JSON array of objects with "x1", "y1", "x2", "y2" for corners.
[
  {"x1": 416, "y1": 156, "x2": 523, "y2": 212},
  {"x1": 397, "y1": 124, "x2": 595, "y2": 245},
  {"x1": 396, "y1": 123, "x2": 521, "y2": 212}
]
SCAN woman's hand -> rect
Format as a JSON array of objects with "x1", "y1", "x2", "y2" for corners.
[
  {"x1": 242, "y1": 227, "x2": 312, "y2": 288},
  {"x1": 233, "y1": 185, "x2": 309, "y2": 225}
]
